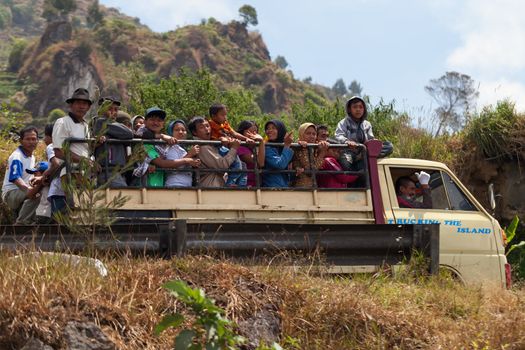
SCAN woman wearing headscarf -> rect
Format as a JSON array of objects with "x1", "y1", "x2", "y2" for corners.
[
  {"x1": 163, "y1": 119, "x2": 200, "y2": 187},
  {"x1": 262, "y1": 120, "x2": 294, "y2": 188},
  {"x1": 291, "y1": 123, "x2": 329, "y2": 187}
]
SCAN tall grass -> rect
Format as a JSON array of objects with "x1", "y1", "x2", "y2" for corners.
[
  {"x1": 0, "y1": 252, "x2": 524, "y2": 349},
  {"x1": 464, "y1": 100, "x2": 523, "y2": 161}
]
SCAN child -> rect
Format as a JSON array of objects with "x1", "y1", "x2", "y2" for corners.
[
  {"x1": 236, "y1": 121, "x2": 265, "y2": 187},
  {"x1": 164, "y1": 120, "x2": 200, "y2": 187},
  {"x1": 316, "y1": 124, "x2": 329, "y2": 142},
  {"x1": 291, "y1": 123, "x2": 328, "y2": 187},
  {"x1": 317, "y1": 144, "x2": 358, "y2": 188},
  {"x1": 334, "y1": 96, "x2": 374, "y2": 147},
  {"x1": 132, "y1": 107, "x2": 176, "y2": 187},
  {"x1": 334, "y1": 96, "x2": 373, "y2": 172},
  {"x1": 262, "y1": 120, "x2": 294, "y2": 188},
  {"x1": 131, "y1": 115, "x2": 145, "y2": 132},
  {"x1": 208, "y1": 103, "x2": 251, "y2": 186}
]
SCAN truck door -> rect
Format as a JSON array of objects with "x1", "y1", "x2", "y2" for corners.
[{"x1": 385, "y1": 166, "x2": 503, "y2": 285}]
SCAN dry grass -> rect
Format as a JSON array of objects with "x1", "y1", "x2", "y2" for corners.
[{"x1": 0, "y1": 252, "x2": 524, "y2": 349}]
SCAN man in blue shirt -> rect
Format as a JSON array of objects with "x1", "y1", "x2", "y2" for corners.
[{"x1": 1, "y1": 126, "x2": 42, "y2": 224}]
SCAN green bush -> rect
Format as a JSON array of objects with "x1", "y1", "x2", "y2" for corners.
[
  {"x1": 47, "y1": 108, "x2": 66, "y2": 123},
  {"x1": 7, "y1": 38, "x2": 28, "y2": 72},
  {"x1": 464, "y1": 100, "x2": 520, "y2": 160},
  {"x1": 0, "y1": 5, "x2": 12, "y2": 29},
  {"x1": 285, "y1": 99, "x2": 342, "y2": 131},
  {"x1": 0, "y1": 101, "x2": 25, "y2": 138},
  {"x1": 128, "y1": 67, "x2": 260, "y2": 126}
]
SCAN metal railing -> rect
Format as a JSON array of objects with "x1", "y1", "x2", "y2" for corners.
[
  {"x1": 65, "y1": 138, "x2": 370, "y2": 190},
  {"x1": 0, "y1": 221, "x2": 440, "y2": 275}
]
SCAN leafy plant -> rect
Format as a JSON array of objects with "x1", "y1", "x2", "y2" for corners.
[
  {"x1": 155, "y1": 279, "x2": 246, "y2": 350},
  {"x1": 506, "y1": 216, "x2": 524, "y2": 256}
]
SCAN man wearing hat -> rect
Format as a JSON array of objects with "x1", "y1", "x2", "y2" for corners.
[
  {"x1": 1, "y1": 126, "x2": 43, "y2": 224},
  {"x1": 92, "y1": 96, "x2": 133, "y2": 187},
  {"x1": 50, "y1": 88, "x2": 93, "y2": 213}
]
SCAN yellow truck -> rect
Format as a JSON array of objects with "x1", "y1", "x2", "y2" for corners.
[{"x1": 98, "y1": 138, "x2": 509, "y2": 288}]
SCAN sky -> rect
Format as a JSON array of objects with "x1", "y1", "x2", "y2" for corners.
[{"x1": 100, "y1": 0, "x2": 525, "y2": 119}]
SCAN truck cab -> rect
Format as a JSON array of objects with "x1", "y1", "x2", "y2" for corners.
[{"x1": 379, "y1": 158, "x2": 508, "y2": 286}]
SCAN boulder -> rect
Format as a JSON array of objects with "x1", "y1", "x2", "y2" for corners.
[
  {"x1": 238, "y1": 309, "x2": 281, "y2": 349},
  {"x1": 12, "y1": 252, "x2": 108, "y2": 277},
  {"x1": 63, "y1": 321, "x2": 115, "y2": 350},
  {"x1": 20, "y1": 338, "x2": 54, "y2": 350}
]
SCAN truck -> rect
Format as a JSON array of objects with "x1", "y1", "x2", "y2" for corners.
[{"x1": 98, "y1": 138, "x2": 509, "y2": 287}]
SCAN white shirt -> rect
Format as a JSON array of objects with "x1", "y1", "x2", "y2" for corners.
[
  {"x1": 1, "y1": 146, "x2": 35, "y2": 200},
  {"x1": 165, "y1": 145, "x2": 192, "y2": 187},
  {"x1": 52, "y1": 114, "x2": 90, "y2": 158},
  {"x1": 46, "y1": 144, "x2": 65, "y2": 198}
]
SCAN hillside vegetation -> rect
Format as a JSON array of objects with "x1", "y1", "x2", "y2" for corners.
[{"x1": 0, "y1": 0, "x2": 331, "y2": 124}]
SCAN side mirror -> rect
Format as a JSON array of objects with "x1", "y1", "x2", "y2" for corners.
[{"x1": 488, "y1": 183, "x2": 496, "y2": 211}]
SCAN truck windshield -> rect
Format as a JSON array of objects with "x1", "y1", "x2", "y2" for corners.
[{"x1": 442, "y1": 172, "x2": 476, "y2": 211}]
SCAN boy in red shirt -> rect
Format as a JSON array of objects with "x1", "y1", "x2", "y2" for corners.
[{"x1": 208, "y1": 103, "x2": 252, "y2": 186}]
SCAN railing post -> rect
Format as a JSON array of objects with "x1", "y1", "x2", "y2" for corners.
[
  {"x1": 253, "y1": 144, "x2": 261, "y2": 189},
  {"x1": 307, "y1": 146, "x2": 318, "y2": 189},
  {"x1": 365, "y1": 139, "x2": 385, "y2": 224},
  {"x1": 104, "y1": 140, "x2": 109, "y2": 186},
  {"x1": 175, "y1": 219, "x2": 187, "y2": 256}
]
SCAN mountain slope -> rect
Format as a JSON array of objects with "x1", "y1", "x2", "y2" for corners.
[{"x1": 0, "y1": 0, "x2": 331, "y2": 122}]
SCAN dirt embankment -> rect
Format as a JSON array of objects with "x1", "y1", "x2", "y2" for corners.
[{"x1": 455, "y1": 139, "x2": 525, "y2": 226}]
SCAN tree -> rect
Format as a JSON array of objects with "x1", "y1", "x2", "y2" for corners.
[
  {"x1": 274, "y1": 55, "x2": 288, "y2": 69},
  {"x1": 348, "y1": 80, "x2": 363, "y2": 96},
  {"x1": 238, "y1": 4, "x2": 257, "y2": 27},
  {"x1": 425, "y1": 71, "x2": 479, "y2": 136},
  {"x1": 332, "y1": 78, "x2": 347, "y2": 97},
  {"x1": 86, "y1": 0, "x2": 104, "y2": 28},
  {"x1": 42, "y1": 0, "x2": 76, "y2": 21}
]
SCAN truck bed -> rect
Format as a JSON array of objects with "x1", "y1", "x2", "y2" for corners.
[{"x1": 106, "y1": 188, "x2": 375, "y2": 224}]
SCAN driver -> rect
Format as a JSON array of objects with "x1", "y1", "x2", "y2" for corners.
[{"x1": 396, "y1": 171, "x2": 433, "y2": 209}]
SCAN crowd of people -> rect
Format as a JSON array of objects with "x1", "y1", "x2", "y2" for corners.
[{"x1": 3, "y1": 88, "x2": 428, "y2": 224}]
